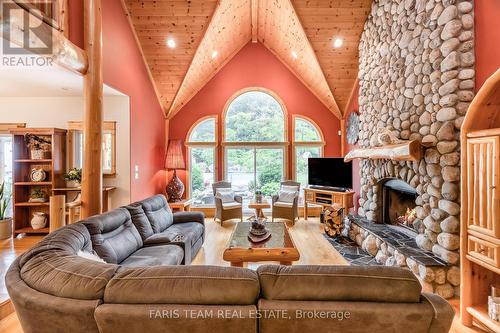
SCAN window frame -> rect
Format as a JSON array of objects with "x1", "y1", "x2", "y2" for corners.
[
  {"x1": 221, "y1": 87, "x2": 289, "y2": 180},
  {"x1": 185, "y1": 116, "x2": 218, "y2": 206},
  {"x1": 67, "y1": 121, "x2": 117, "y2": 177},
  {"x1": 292, "y1": 115, "x2": 325, "y2": 185}
]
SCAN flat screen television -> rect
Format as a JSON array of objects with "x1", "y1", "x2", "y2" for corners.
[{"x1": 308, "y1": 158, "x2": 353, "y2": 190}]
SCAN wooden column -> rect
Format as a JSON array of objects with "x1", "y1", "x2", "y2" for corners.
[{"x1": 81, "y1": 0, "x2": 103, "y2": 218}]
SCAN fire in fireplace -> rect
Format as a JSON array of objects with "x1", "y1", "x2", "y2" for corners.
[{"x1": 380, "y1": 179, "x2": 419, "y2": 233}]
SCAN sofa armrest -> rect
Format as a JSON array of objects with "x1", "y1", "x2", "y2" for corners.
[
  {"x1": 234, "y1": 195, "x2": 242, "y2": 203},
  {"x1": 257, "y1": 265, "x2": 422, "y2": 303},
  {"x1": 421, "y1": 293, "x2": 455, "y2": 333},
  {"x1": 173, "y1": 212, "x2": 205, "y2": 225}
]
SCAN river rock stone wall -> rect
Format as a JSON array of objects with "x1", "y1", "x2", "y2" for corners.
[{"x1": 356, "y1": 0, "x2": 474, "y2": 271}]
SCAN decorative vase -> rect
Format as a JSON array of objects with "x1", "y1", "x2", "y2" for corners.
[
  {"x1": 166, "y1": 169, "x2": 184, "y2": 202},
  {"x1": 31, "y1": 212, "x2": 47, "y2": 230},
  {"x1": 0, "y1": 218, "x2": 12, "y2": 239},
  {"x1": 30, "y1": 149, "x2": 44, "y2": 160}
]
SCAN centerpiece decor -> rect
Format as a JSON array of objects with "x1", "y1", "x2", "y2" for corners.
[
  {"x1": 0, "y1": 182, "x2": 12, "y2": 239},
  {"x1": 24, "y1": 133, "x2": 51, "y2": 160},
  {"x1": 255, "y1": 190, "x2": 263, "y2": 203},
  {"x1": 165, "y1": 140, "x2": 185, "y2": 202},
  {"x1": 248, "y1": 217, "x2": 271, "y2": 243}
]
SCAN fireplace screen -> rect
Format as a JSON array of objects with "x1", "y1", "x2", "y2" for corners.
[{"x1": 381, "y1": 179, "x2": 418, "y2": 232}]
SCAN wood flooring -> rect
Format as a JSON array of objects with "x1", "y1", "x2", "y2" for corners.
[{"x1": 0, "y1": 218, "x2": 487, "y2": 332}]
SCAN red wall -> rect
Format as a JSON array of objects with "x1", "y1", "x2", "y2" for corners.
[
  {"x1": 343, "y1": 83, "x2": 361, "y2": 213},
  {"x1": 169, "y1": 43, "x2": 342, "y2": 190},
  {"x1": 69, "y1": 0, "x2": 166, "y2": 202},
  {"x1": 475, "y1": 1, "x2": 500, "y2": 90}
]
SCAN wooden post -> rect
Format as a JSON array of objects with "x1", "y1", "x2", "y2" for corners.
[
  {"x1": 81, "y1": 0, "x2": 103, "y2": 218},
  {"x1": 49, "y1": 195, "x2": 66, "y2": 232}
]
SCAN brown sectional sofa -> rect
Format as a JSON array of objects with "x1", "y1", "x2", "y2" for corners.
[{"x1": 6, "y1": 195, "x2": 455, "y2": 333}]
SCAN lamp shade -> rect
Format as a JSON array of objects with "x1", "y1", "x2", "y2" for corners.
[{"x1": 165, "y1": 140, "x2": 185, "y2": 170}]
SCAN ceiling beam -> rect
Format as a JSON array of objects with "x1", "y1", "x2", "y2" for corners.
[
  {"x1": 251, "y1": 0, "x2": 258, "y2": 43},
  {"x1": 344, "y1": 78, "x2": 360, "y2": 116}
]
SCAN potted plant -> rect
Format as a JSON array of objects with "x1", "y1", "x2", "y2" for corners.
[
  {"x1": 24, "y1": 133, "x2": 51, "y2": 160},
  {"x1": 0, "y1": 182, "x2": 12, "y2": 239},
  {"x1": 29, "y1": 187, "x2": 47, "y2": 203},
  {"x1": 64, "y1": 168, "x2": 82, "y2": 186}
]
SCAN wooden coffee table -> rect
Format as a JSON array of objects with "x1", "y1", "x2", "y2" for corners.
[
  {"x1": 248, "y1": 200, "x2": 270, "y2": 218},
  {"x1": 223, "y1": 222, "x2": 300, "y2": 267}
]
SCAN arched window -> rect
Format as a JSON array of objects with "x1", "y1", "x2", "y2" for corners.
[
  {"x1": 293, "y1": 116, "x2": 324, "y2": 188},
  {"x1": 223, "y1": 89, "x2": 287, "y2": 201},
  {"x1": 186, "y1": 116, "x2": 217, "y2": 206}
]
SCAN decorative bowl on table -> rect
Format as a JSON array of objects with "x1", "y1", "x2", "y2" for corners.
[{"x1": 248, "y1": 217, "x2": 271, "y2": 243}]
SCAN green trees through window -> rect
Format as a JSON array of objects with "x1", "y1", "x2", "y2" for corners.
[{"x1": 225, "y1": 90, "x2": 286, "y2": 200}]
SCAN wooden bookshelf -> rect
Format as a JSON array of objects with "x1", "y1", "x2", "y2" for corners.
[
  {"x1": 9, "y1": 128, "x2": 66, "y2": 236},
  {"x1": 460, "y1": 69, "x2": 500, "y2": 330}
]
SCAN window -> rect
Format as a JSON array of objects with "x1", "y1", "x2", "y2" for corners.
[
  {"x1": 223, "y1": 89, "x2": 287, "y2": 206},
  {"x1": 0, "y1": 123, "x2": 24, "y2": 218},
  {"x1": 68, "y1": 121, "x2": 117, "y2": 176},
  {"x1": 187, "y1": 117, "x2": 217, "y2": 206},
  {"x1": 293, "y1": 116, "x2": 324, "y2": 190}
]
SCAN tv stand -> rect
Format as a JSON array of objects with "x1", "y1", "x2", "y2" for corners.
[{"x1": 303, "y1": 187, "x2": 355, "y2": 220}]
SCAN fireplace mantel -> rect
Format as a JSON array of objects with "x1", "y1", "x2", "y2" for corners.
[{"x1": 344, "y1": 140, "x2": 422, "y2": 162}]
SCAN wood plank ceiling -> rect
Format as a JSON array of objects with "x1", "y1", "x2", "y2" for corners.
[{"x1": 124, "y1": 0, "x2": 372, "y2": 119}]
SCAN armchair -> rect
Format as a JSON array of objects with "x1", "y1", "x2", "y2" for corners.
[
  {"x1": 212, "y1": 181, "x2": 243, "y2": 226},
  {"x1": 272, "y1": 181, "x2": 300, "y2": 224}
]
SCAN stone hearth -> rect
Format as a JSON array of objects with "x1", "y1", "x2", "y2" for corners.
[{"x1": 324, "y1": 215, "x2": 459, "y2": 299}]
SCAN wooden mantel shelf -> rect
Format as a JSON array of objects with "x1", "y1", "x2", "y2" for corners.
[{"x1": 344, "y1": 140, "x2": 422, "y2": 162}]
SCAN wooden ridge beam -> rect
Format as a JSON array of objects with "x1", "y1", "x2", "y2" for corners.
[
  {"x1": 0, "y1": 0, "x2": 88, "y2": 74},
  {"x1": 251, "y1": 0, "x2": 258, "y2": 43}
]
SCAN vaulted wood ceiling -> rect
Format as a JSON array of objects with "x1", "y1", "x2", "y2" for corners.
[{"x1": 124, "y1": 0, "x2": 372, "y2": 119}]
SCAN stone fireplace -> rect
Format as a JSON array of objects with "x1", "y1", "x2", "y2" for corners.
[{"x1": 337, "y1": 0, "x2": 474, "y2": 298}]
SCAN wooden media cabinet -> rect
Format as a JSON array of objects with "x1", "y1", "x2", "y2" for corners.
[{"x1": 303, "y1": 187, "x2": 355, "y2": 220}]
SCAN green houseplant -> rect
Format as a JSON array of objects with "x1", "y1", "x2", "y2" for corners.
[
  {"x1": 64, "y1": 168, "x2": 82, "y2": 185},
  {"x1": 0, "y1": 182, "x2": 12, "y2": 239}
]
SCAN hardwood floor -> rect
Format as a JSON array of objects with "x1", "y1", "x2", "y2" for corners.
[{"x1": 0, "y1": 218, "x2": 487, "y2": 332}]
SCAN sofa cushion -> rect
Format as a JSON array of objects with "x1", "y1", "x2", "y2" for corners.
[
  {"x1": 104, "y1": 266, "x2": 260, "y2": 305},
  {"x1": 257, "y1": 265, "x2": 422, "y2": 303},
  {"x1": 82, "y1": 208, "x2": 143, "y2": 264},
  {"x1": 120, "y1": 244, "x2": 184, "y2": 267},
  {"x1": 126, "y1": 204, "x2": 154, "y2": 240},
  {"x1": 138, "y1": 194, "x2": 173, "y2": 233},
  {"x1": 274, "y1": 201, "x2": 293, "y2": 208},
  {"x1": 164, "y1": 222, "x2": 204, "y2": 246},
  {"x1": 223, "y1": 202, "x2": 242, "y2": 210},
  {"x1": 18, "y1": 224, "x2": 118, "y2": 300}
]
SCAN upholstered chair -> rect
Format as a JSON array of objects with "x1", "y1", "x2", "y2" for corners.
[
  {"x1": 272, "y1": 181, "x2": 300, "y2": 224},
  {"x1": 212, "y1": 181, "x2": 243, "y2": 226}
]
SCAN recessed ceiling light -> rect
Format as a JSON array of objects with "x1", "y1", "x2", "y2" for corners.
[
  {"x1": 166, "y1": 38, "x2": 176, "y2": 48},
  {"x1": 211, "y1": 50, "x2": 218, "y2": 59},
  {"x1": 291, "y1": 51, "x2": 298, "y2": 59},
  {"x1": 333, "y1": 38, "x2": 343, "y2": 48}
]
